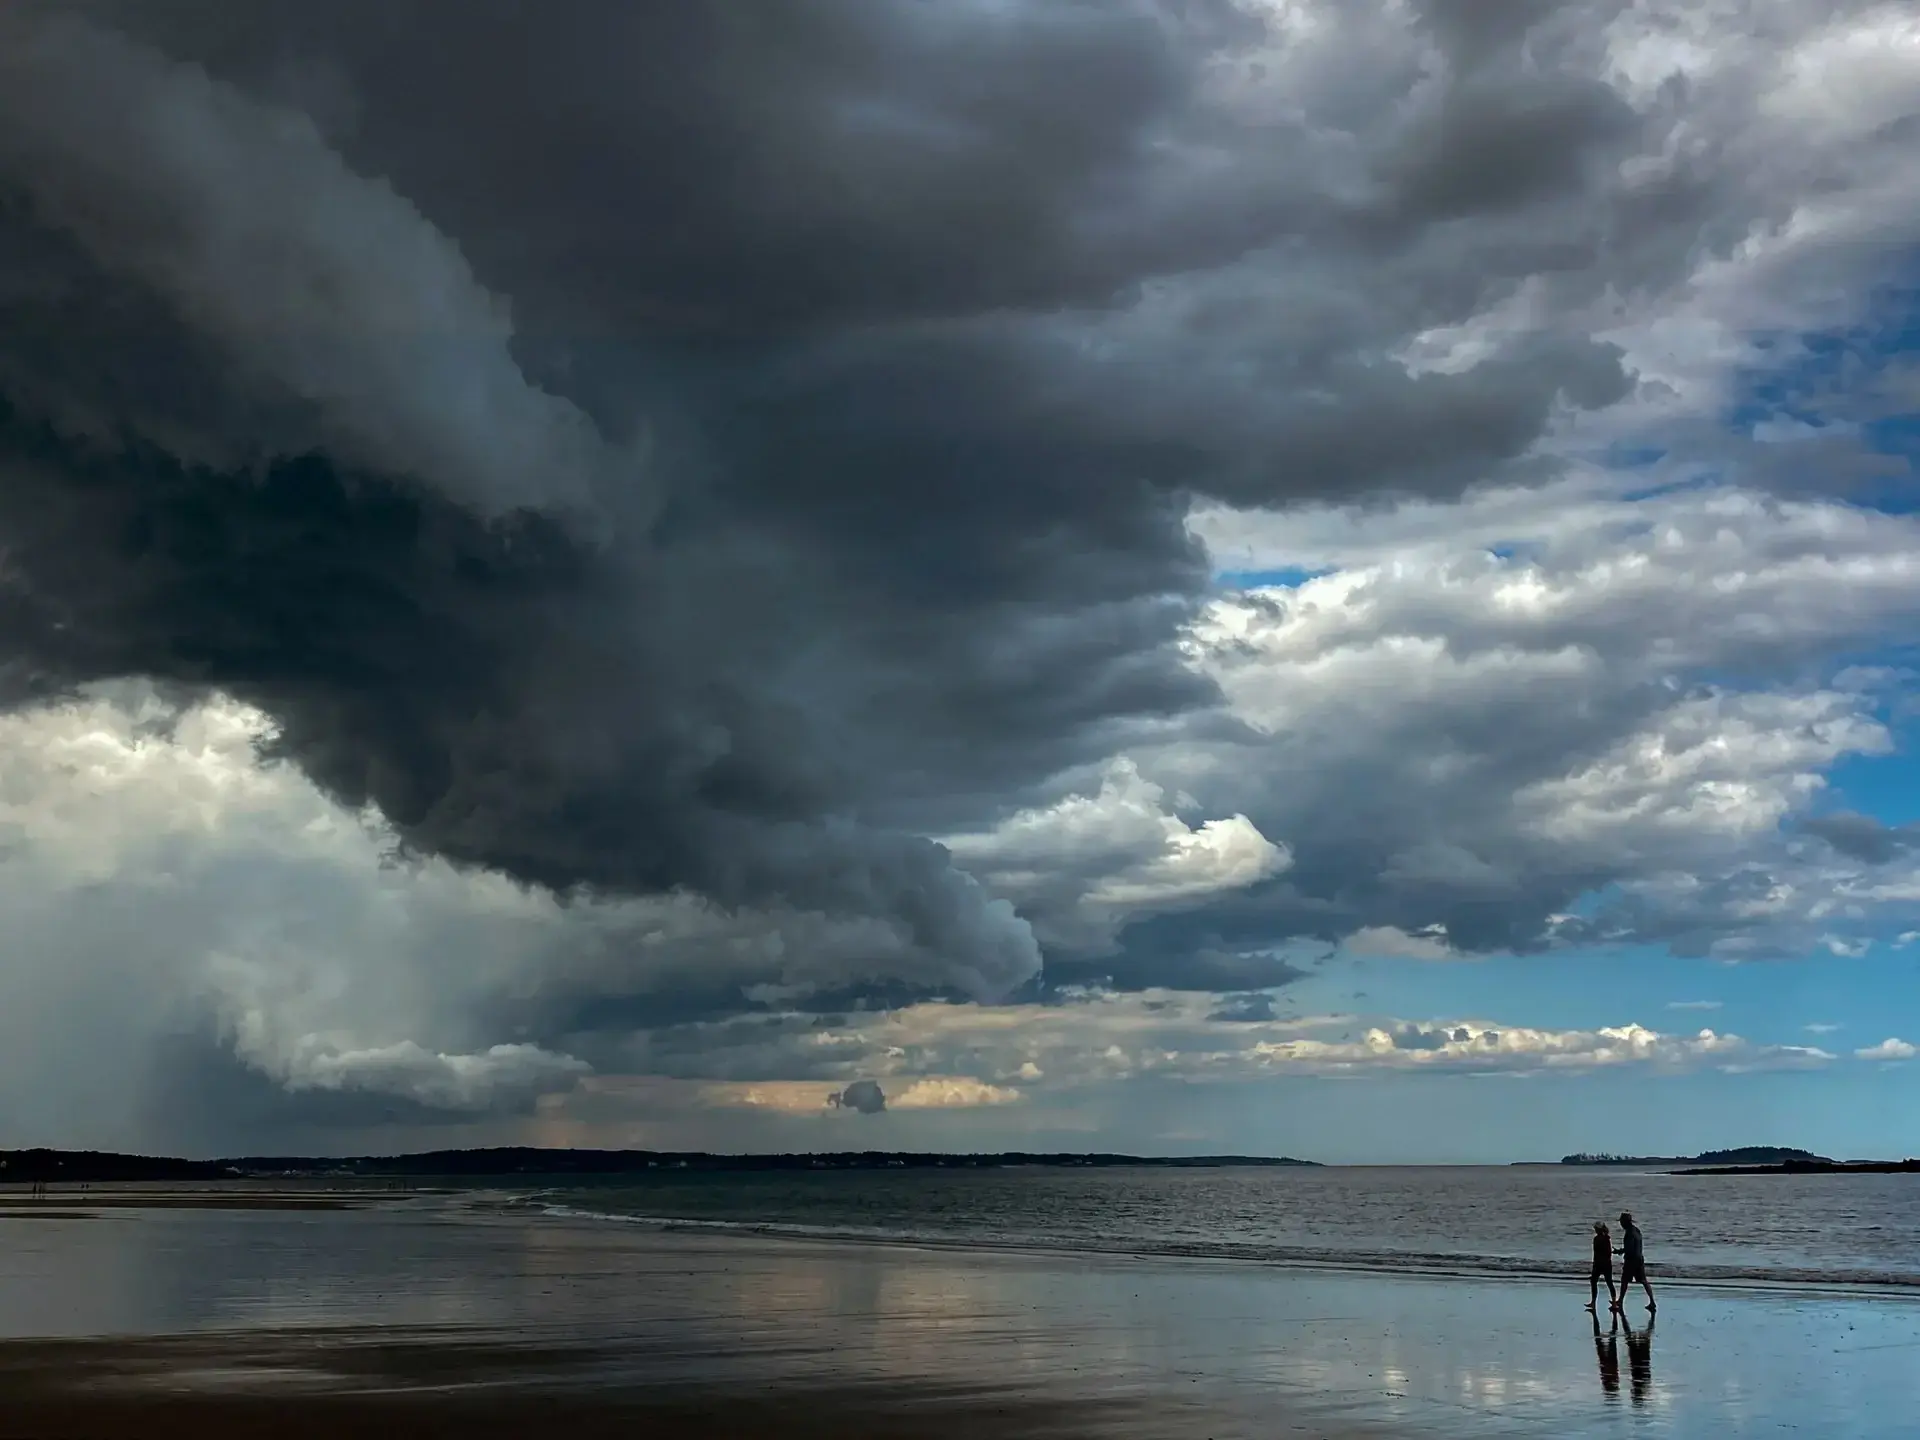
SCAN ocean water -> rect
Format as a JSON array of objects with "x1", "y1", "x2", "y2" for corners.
[{"x1": 522, "y1": 1165, "x2": 1920, "y2": 1293}]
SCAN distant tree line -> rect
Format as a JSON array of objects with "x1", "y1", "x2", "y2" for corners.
[
  {"x1": 1561, "y1": 1147, "x2": 1827, "y2": 1167},
  {"x1": 4, "y1": 1146, "x2": 1322, "y2": 1183}
]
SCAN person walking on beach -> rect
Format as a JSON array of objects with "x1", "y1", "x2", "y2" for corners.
[
  {"x1": 1587, "y1": 1221, "x2": 1617, "y2": 1311},
  {"x1": 1613, "y1": 1210, "x2": 1656, "y2": 1312}
]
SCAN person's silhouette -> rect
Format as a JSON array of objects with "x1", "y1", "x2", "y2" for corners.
[
  {"x1": 1613, "y1": 1211, "x2": 1657, "y2": 1313},
  {"x1": 1592, "y1": 1310, "x2": 1620, "y2": 1398},
  {"x1": 1587, "y1": 1221, "x2": 1617, "y2": 1311},
  {"x1": 1625, "y1": 1313, "x2": 1655, "y2": 1407}
]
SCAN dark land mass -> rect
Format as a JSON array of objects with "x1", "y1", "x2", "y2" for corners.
[
  {"x1": 3, "y1": 1147, "x2": 1318, "y2": 1184},
  {"x1": 225, "y1": 1148, "x2": 1321, "y2": 1177},
  {"x1": 1679, "y1": 1158, "x2": 1920, "y2": 1176},
  {"x1": 0, "y1": 1150, "x2": 237, "y2": 1184},
  {"x1": 1557, "y1": 1147, "x2": 1829, "y2": 1167}
]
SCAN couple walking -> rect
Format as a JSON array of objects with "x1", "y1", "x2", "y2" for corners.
[{"x1": 1588, "y1": 1211, "x2": 1656, "y2": 1313}]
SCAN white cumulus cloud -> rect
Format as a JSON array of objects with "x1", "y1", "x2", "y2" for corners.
[
  {"x1": 945, "y1": 758, "x2": 1290, "y2": 950},
  {"x1": 1856, "y1": 1038, "x2": 1917, "y2": 1061}
]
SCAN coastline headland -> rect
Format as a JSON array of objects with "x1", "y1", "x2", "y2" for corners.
[{"x1": 1, "y1": 1147, "x2": 1319, "y2": 1185}]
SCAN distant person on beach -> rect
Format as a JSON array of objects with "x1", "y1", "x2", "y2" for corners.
[
  {"x1": 1587, "y1": 1221, "x2": 1617, "y2": 1311},
  {"x1": 1614, "y1": 1211, "x2": 1656, "y2": 1312}
]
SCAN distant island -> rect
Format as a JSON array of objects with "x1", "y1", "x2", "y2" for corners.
[
  {"x1": 1558, "y1": 1147, "x2": 1829, "y2": 1167},
  {"x1": 1, "y1": 1147, "x2": 1319, "y2": 1185},
  {"x1": 1557, "y1": 1146, "x2": 1919, "y2": 1175}
]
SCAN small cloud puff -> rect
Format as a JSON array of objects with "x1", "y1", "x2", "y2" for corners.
[
  {"x1": 1855, "y1": 1038, "x2": 1917, "y2": 1062},
  {"x1": 1342, "y1": 925, "x2": 1457, "y2": 961}
]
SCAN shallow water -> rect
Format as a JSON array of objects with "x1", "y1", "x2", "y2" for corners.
[
  {"x1": 1, "y1": 1202, "x2": 1917, "y2": 1437},
  {"x1": 527, "y1": 1165, "x2": 1920, "y2": 1292}
]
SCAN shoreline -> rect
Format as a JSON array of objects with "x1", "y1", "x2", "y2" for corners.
[
  {"x1": 6, "y1": 1182, "x2": 1919, "y2": 1299},
  {"x1": 515, "y1": 1197, "x2": 1920, "y2": 1301},
  {"x1": 1678, "y1": 1160, "x2": 1920, "y2": 1176}
]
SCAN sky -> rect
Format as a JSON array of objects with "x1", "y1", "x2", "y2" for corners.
[{"x1": 0, "y1": 0, "x2": 1916, "y2": 1164}]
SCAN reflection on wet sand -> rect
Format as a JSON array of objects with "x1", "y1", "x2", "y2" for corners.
[
  {"x1": 1591, "y1": 1309, "x2": 1654, "y2": 1410},
  {"x1": 1625, "y1": 1314, "x2": 1654, "y2": 1408},
  {"x1": 1591, "y1": 1312, "x2": 1618, "y2": 1398}
]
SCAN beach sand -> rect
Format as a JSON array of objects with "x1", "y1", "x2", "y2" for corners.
[
  {"x1": 0, "y1": 1342, "x2": 1186, "y2": 1440},
  {"x1": 0, "y1": 1190, "x2": 1915, "y2": 1437}
]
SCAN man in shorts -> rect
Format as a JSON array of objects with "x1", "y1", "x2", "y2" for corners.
[{"x1": 1614, "y1": 1210, "x2": 1656, "y2": 1312}]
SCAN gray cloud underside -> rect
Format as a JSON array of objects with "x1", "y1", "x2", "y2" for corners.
[
  {"x1": 0, "y1": 1, "x2": 1917, "y2": 1134},
  {"x1": 1804, "y1": 812, "x2": 1920, "y2": 866},
  {"x1": 0, "y1": 4, "x2": 1646, "y2": 975}
]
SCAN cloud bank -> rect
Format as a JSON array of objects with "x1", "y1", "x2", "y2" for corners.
[{"x1": 0, "y1": 0, "x2": 1915, "y2": 1148}]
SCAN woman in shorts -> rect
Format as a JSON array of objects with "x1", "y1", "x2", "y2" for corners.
[{"x1": 1587, "y1": 1220, "x2": 1617, "y2": 1311}]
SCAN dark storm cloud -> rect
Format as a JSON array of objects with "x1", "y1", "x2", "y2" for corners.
[
  {"x1": 79, "y1": 0, "x2": 1265, "y2": 337},
  {"x1": 0, "y1": 0, "x2": 1659, "y2": 1058},
  {"x1": 827, "y1": 1080, "x2": 887, "y2": 1115},
  {"x1": 1047, "y1": 933, "x2": 1312, "y2": 994},
  {"x1": 141, "y1": 1037, "x2": 483, "y2": 1156},
  {"x1": 0, "y1": 395, "x2": 1038, "y2": 995}
]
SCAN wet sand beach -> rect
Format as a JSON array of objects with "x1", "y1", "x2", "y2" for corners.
[
  {"x1": 0, "y1": 1343, "x2": 1185, "y2": 1440},
  {"x1": 0, "y1": 1190, "x2": 1915, "y2": 1437}
]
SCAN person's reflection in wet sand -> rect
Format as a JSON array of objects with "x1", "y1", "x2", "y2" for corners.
[
  {"x1": 1592, "y1": 1311, "x2": 1620, "y2": 1399},
  {"x1": 1625, "y1": 1314, "x2": 1655, "y2": 1407}
]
